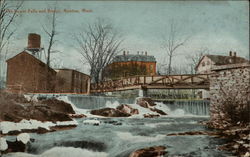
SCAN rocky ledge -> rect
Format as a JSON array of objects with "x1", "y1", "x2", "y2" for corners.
[
  {"x1": 129, "y1": 146, "x2": 167, "y2": 157},
  {"x1": 90, "y1": 97, "x2": 167, "y2": 118},
  {"x1": 0, "y1": 91, "x2": 84, "y2": 135}
]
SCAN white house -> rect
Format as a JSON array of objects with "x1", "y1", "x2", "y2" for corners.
[{"x1": 195, "y1": 51, "x2": 248, "y2": 99}]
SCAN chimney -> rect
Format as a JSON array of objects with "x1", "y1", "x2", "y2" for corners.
[
  {"x1": 127, "y1": 51, "x2": 129, "y2": 55},
  {"x1": 27, "y1": 33, "x2": 41, "y2": 49},
  {"x1": 137, "y1": 51, "x2": 139, "y2": 55},
  {"x1": 229, "y1": 51, "x2": 232, "y2": 56},
  {"x1": 145, "y1": 51, "x2": 147, "y2": 56},
  {"x1": 123, "y1": 51, "x2": 126, "y2": 55},
  {"x1": 233, "y1": 52, "x2": 236, "y2": 57}
]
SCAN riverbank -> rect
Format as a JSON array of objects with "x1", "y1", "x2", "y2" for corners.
[
  {"x1": 0, "y1": 91, "x2": 83, "y2": 135},
  {"x1": 205, "y1": 122, "x2": 250, "y2": 157}
]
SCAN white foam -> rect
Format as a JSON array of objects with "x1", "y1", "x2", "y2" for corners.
[
  {"x1": 3, "y1": 147, "x2": 108, "y2": 157},
  {"x1": 83, "y1": 119, "x2": 101, "y2": 125},
  {"x1": 115, "y1": 131, "x2": 165, "y2": 143},
  {"x1": 0, "y1": 137, "x2": 8, "y2": 151},
  {"x1": 17, "y1": 133, "x2": 30, "y2": 144},
  {"x1": 145, "y1": 121, "x2": 198, "y2": 128},
  {"x1": 105, "y1": 101, "x2": 120, "y2": 108}
]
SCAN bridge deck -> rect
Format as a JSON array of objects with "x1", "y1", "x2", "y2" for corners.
[{"x1": 90, "y1": 74, "x2": 210, "y2": 93}]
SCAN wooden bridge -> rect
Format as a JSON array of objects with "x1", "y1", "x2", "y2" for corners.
[{"x1": 90, "y1": 74, "x2": 210, "y2": 93}]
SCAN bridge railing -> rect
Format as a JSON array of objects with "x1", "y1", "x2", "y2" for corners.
[{"x1": 90, "y1": 74, "x2": 210, "y2": 93}]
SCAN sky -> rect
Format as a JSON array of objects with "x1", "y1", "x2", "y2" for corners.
[{"x1": 8, "y1": 0, "x2": 249, "y2": 74}]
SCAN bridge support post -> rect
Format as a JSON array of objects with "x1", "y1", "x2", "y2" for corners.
[{"x1": 139, "y1": 88, "x2": 148, "y2": 97}]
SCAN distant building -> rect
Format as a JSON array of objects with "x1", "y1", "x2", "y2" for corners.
[
  {"x1": 55, "y1": 69, "x2": 90, "y2": 94},
  {"x1": 195, "y1": 51, "x2": 249, "y2": 99},
  {"x1": 6, "y1": 51, "x2": 56, "y2": 93},
  {"x1": 102, "y1": 51, "x2": 157, "y2": 80},
  {"x1": 6, "y1": 33, "x2": 91, "y2": 94},
  {"x1": 195, "y1": 51, "x2": 248, "y2": 74}
]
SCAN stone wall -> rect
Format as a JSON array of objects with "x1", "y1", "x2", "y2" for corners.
[{"x1": 209, "y1": 62, "x2": 250, "y2": 127}]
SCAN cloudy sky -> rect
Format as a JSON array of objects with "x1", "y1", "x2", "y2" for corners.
[{"x1": 10, "y1": 0, "x2": 249, "y2": 74}]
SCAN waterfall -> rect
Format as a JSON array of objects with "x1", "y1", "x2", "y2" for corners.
[
  {"x1": 162, "y1": 100, "x2": 210, "y2": 116},
  {"x1": 68, "y1": 95, "x2": 135, "y2": 109}
]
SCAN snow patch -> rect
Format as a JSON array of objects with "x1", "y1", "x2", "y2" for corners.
[
  {"x1": 24, "y1": 94, "x2": 38, "y2": 102},
  {"x1": 0, "y1": 137, "x2": 8, "y2": 151},
  {"x1": 17, "y1": 133, "x2": 30, "y2": 144},
  {"x1": 0, "y1": 119, "x2": 78, "y2": 134}
]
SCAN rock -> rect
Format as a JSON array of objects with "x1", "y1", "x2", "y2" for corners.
[
  {"x1": 103, "y1": 120, "x2": 122, "y2": 126},
  {"x1": 36, "y1": 127, "x2": 50, "y2": 134},
  {"x1": 41, "y1": 98, "x2": 75, "y2": 114},
  {"x1": 116, "y1": 104, "x2": 139, "y2": 115},
  {"x1": 91, "y1": 108, "x2": 131, "y2": 117},
  {"x1": 150, "y1": 108, "x2": 167, "y2": 115},
  {"x1": 143, "y1": 114, "x2": 160, "y2": 118},
  {"x1": 5, "y1": 140, "x2": 26, "y2": 153},
  {"x1": 167, "y1": 131, "x2": 220, "y2": 136},
  {"x1": 69, "y1": 114, "x2": 86, "y2": 118},
  {"x1": 136, "y1": 97, "x2": 156, "y2": 108},
  {"x1": 129, "y1": 146, "x2": 167, "y2": 157},
  {"x1": 0, "y1": 92, "x2": 74, "y2": 122}
]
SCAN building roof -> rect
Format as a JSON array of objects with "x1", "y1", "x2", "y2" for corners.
[
  {"x1": 112, "y1": 54, "x2": 156, "y2": 63},
  {"x1": 6, "y1": 51, "x2": 56, "y2": 73},
  {"x1": 206, "y1": 55, "x2": 248, "y2": 65},
  {"x1": 195, "y1": 54, "x2": 249, "y2": 70},
  {"x1": 55, "y1": 68, "x2": 90, "y2": 77}
]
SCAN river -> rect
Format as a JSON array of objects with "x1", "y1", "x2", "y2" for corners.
[{"x1": 3, "y1": 97, "x2": 232, "y2": 157}]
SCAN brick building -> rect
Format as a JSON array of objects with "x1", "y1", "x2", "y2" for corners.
[
  {"x1": 55, "y1": 69, "x2": 90, "y2": 94},
  {"x1": 6, "y1": 51, "x2": 56, "y2": 93},
  {"x1": 102, "y1": 51, "x2": 156, "y2": 80},
  {"x1": 6, "y1": 33, "x2": 91, "y2": 94}
]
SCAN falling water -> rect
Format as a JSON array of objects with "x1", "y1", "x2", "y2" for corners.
[{"x1": 161, "y1": 100, "x2": 210, "y2": 116}]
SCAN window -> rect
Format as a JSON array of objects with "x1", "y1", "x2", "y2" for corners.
[
  {"x1": 150, "y1": 65, "x2": 153, "y2": 71},
  {"x1": 202, "y1": 62, "x2": 205, "y2": 66}
]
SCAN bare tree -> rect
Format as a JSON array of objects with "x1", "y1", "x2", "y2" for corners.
[
  {"x1": 0, "y1": 0, "x2": 23, "y2": 77},
  {"x1": 162, "y1": 20, "x2": 189, "y2": 75},
  {"x1": 186, "y1": 47, "x2": 209, "y2": 74},
  {"x1": 75, "y1": 19, "x2": 123, "y2": 83},
  {"x1": 42, "y1": 5, "x2": 60, "y2": 67}
]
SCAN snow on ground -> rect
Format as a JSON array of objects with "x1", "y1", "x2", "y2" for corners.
[
  {"x1": 0, "y1": 137, "x2": 8, "y2": 151},
  {"x1": 115, "y1": 131, "x2": 166, "y2": 143},
  {"x1": 24, "y1": 94, "x2": 39, "y2": 102},
  {"x1": 3, "y1": 147, "x2": 108, "y2": 157},
  {"x1": 0, "y1": 119, "x2": 78, "y2": 134},
  {"x1": 17, "y1": 133, "x2": 30, "y2": 144}
]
